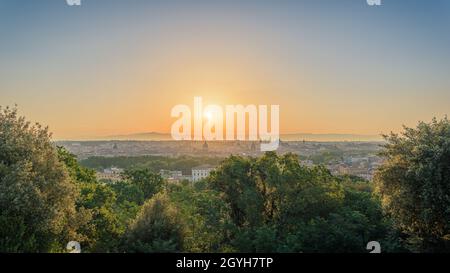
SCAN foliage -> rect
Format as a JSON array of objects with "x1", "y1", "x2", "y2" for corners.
[
  {"x1": 5, "y1": 106, "x2": 448, "y2": 253},
  {"x1": 123, "y1": 193, "x2": 185, "y2": 252},
  {"x1": 0, "y1": 107, "x2": 85, "y2": 252},
  {"x1": 206, "y1": 152, "x2": 396, "y2": 252},
  {"x1": 81, "y1": 155, "x2": 222, "y2": 175},
  {"x1": 122, "y1": 168, "x2": 164, "y2": 200},
  {"x1": 374, "y1": 118, "x2": 450, "y2": 252},
  {"x1": 166, "y1": 182, "x2": 234, "y2": 252}
]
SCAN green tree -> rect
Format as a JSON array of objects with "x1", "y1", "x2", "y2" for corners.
[
  {"x1": 123, "y1": 193, "x2": 185, "y2": 252},
  {"x1": 122, "y1": 168, "x2": 164, "y2": 200},
  {"x1": 58, "y1": 148, "x2": 128, "y2": 252},
  {"x1": 110, "y1": 180, "x2": 145, "y2": 205},
  {"x1": 208, "y1": 152, "x2": 394, "y2": 252},
  {"x1": 109, "y1": 180, "x2": 143, "y2": 234},
  {"x1": 167, "y1": 182, "x2": 234, "y2": 252},
  {"x1": 374, "y1": 118, "x2": 450, "y2": 252},
  {"x1": 0, "y1": 106, "x2": 86, "y2": 252},
  {"x1": 77, "y1": 182, "x2": 123, "y2": 252}
]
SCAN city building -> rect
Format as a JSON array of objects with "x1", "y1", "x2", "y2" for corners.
[
  {"x1": 192, "y1": 165, "x2": 215, "y2": 182},
  {"x1": 96, "y1": 167, "x2": 123, "y2": 182},
  {"x1": 159, "y1": 169, "x2": 184, "y2": 183},
  {"x1": 159, "y1": 169, "x2": 183, "y2": 179}
]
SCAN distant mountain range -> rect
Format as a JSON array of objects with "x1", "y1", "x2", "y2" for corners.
[
  {"x1": 103, "y1": 132, "x2": 173, "y2": 141},
  {"x1": 280, "y1": 133, "x2": 382, "y2": 142},
  {"x1": 87, "y1": 132, "x2": 382, "y2": 142}
]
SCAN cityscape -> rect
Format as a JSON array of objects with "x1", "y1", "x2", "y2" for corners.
[{"x1": 58, "y1": 140, "x2": 384, "y2": 182}]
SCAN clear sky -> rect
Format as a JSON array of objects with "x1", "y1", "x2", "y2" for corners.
[{"x1": 1, "y1": 0, "x2": 450, "y2": 139}]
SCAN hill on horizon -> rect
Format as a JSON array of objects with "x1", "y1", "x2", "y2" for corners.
[{"x1": 61, "y1": 132, "x2": 383, "y2": 142}]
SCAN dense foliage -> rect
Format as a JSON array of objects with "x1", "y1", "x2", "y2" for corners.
[
  {"x1": 0, "y1": 107, "x2": 85, "y2": 252},
  {"x1": 1, "y1": 107, "x2": 449, "y2": 253},
  {"x1": 81, "y1": 155, "x2": 222, "y2": 175},
  {"x1": 203, "y1": 153, "x2": 396, "y2": 252},
  {"x1": 374, "y1": 118, "x2": 450, "y2": 252}
]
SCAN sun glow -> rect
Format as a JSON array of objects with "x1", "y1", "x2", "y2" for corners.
[{"x1": 204, "y1": 110, "x2": 214, "y2": 122}]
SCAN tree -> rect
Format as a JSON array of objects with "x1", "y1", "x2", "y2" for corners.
[
  {"x1": 58, "y1": 148, "x2": 129, "y2": 253},
  {"x1": 374, "y1": 118, "x2": 450, "y2": 252},
  {"x1": 111, "y1": 181, "x2": 145, "y2": 205},
  {"x1": 207, "y1": 152, "x2": 393, "y2": 253},
  {"x1": 207, "y1": 155, "x2": 264, "y2": 228},
  {"x1": 0, "y1": 106, "x2": 84, "y2": 252},
  {"x1": 123, "y1": 193, "x2": 185, "y2": 252},
  {"x1": 122, "y1": 168, "x2": 164, "y2": 200},
  {"x1": 167, "y1": 182, "x2": 234, "y2": 252}
]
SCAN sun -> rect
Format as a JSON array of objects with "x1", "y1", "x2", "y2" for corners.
[{"x1": 204, "y1": 111, "x2": 214, "y2": 122}]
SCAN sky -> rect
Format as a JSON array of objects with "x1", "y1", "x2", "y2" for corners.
[{"x1": 1, "y1": 0, "x2": 450, "y2": 140}]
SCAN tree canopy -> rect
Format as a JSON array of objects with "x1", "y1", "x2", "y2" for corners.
[
  {"x1": 0, "y1": 107, "x2": 84, "y2": 252},
  {"x1": 375, "y1": 118, "x2": 450, "y2": 252},
  {"x1": 1, "y1": 106, "x2": 448, "y2": 253}
]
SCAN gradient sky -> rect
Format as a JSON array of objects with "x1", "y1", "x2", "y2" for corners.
[{"x1": 1, "y1": 0, "x2": 450, "y2": 139}]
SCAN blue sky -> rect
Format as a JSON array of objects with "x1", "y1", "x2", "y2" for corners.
[{"x1": 1, "y1": 0, "x2": 449, "y2": 139}]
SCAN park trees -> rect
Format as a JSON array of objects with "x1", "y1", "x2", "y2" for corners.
[
  {"x1": 122, "y1": 168, "x2": 164, "y2": 200},
  {"x1": 207, "y1": 152, "x2": 393, "y2": 252},
  {"x1": 0, "y1": 107, "x2": 85, "y2": 252},
  {"x1": 123, "y1": 193, "x2": 185, "y2": 252},
  {"x1": 374, "y1": 118, "x2": 450, "y2": 252}
]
